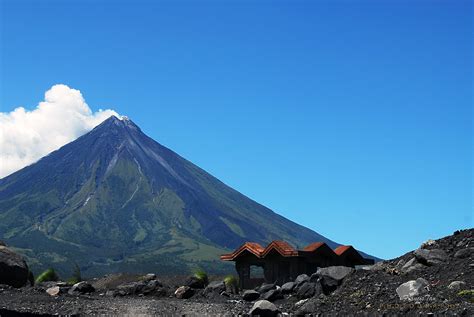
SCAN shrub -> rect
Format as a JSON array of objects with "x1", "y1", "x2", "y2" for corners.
[
  {"x1": 35, "y1": 268, "x2": 59, "y2": 284},
  {"x1": 224, "y1": 275, "x2": 238, "y2": 288},
  {"x1": 193, "y1": 268, "x2": 209, "y2": 286}
]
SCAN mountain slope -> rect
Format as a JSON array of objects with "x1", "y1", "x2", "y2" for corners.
[{"x1": 0, "y1": 116, "x2": 358, "y2": 276}]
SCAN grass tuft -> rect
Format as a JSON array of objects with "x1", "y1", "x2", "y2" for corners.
[
  {"x1": 458, "y1": 289, "x2": 474, "y2": 303},
  {"x1": 67, "y1": 263, "x2": 82, "y2": 285},
  {"x1": 35, "y1": 268, "x2": 59, "y2": 284},
  {"x1": 224, "y1": 275, "x2": 238, "y2": 287},
  {"x1": 193, "y1": 268, "x2": 209, "y2": 285}
]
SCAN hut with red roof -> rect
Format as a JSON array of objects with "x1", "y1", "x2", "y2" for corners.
[{"x1": 221, "y1": 241, "x2": 374, "y2": 289}]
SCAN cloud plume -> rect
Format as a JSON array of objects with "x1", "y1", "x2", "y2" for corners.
[{"x1": 0, "y1": 84, "x2": 121, "y2": 178}]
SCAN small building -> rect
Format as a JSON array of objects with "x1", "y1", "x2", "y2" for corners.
[{"x1": 221, "y1": 240, "x2": 374, "y2": 289}]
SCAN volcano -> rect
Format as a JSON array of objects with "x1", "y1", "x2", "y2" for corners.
[{"x1": 0, "y1": 116, "x2": 368, "y2": 276}]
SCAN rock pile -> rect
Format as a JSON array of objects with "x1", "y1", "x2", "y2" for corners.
[{"x1": 292, "y1": 229, "x2": 473, "y2": 315}]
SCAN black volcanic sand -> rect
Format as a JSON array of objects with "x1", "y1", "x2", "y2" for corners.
[
  {"x1": 0, "y1": 229, "x2": 472, "y2": 316},
  {"x1": 0, "y1": 289, "x2": 251, "y2": 316}
]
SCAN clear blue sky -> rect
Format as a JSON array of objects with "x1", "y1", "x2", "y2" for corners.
[{"x1": 1, "y1": 0, "x2": 472, "y2": 259}]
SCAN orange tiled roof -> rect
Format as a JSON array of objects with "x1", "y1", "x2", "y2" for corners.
[
  {"x1": 303, "y1": 242, "x2": 326, "y2": 252},
  {"x1": 221, "y1": 241, "x2": 362, "y2": 261},
  {"x1": 262, "y1": 240, "x2": 299, "y2": 257},
  {"x1": 220, "y1": 242, "x2": 264, "y2": 261},
  {"x1": 334, "y1": 245, "x2": 352, "y2": 255}
]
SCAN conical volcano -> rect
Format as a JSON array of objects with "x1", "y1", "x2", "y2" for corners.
[{"x1": 0, "y1": 116, "x2": 347, "y2": 276}]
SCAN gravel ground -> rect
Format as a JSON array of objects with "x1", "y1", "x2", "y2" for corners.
[{"x1": 0, "y1": 288, "x2": 254, "y2": 316}]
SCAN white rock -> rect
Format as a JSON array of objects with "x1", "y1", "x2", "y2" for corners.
[
  {"x1": 448, "y1": 281, "x2": 467, "y2": 290},
  {"x1": 421, "y1": 239, "x2": 436, "y2": 249},
  {"x1": 396, "y1": 278, "x2": 430, "y2": 300},
  {"x1": 46, "y1": 286, "x2": 60, "y2": 296},
  {"x1": 249, "y1": 300, "x2": 279, "y2": 316}
]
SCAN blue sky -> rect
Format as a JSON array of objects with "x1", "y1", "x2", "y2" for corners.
[{"x1": 1, "y1": 0, "x2": 472, "y2": 259}]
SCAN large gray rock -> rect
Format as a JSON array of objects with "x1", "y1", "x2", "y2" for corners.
[
  {"x1": 249, "y1": 300, "x2": 279, "y2": 317},
  {"x1": 317, "y1": 274, "x2": 339, "y2": 294},
  {"x1": 0, "y1": 245, "x2": 30, "y2": 288},
  {"x1": 175, "y1": 285, "x2": 194, "y2": 299},
  {"x1": 296, "y1": 282, "x2": 322, "y2": 299},
  {"x1": 294, "y1": 274, "x2": 310, "y2": 286},
  {"x1": 414, "y1": 248, "x2": 448, "y2": 265},
  {"x1": 454, "y1": 248, "x2": 473, "y2": 259},
  {"x1": 242, "y1": 289, "x2": 260, "y2": 301},
  {"x1": 396, "y1": 278, "x2": 430, "y2": 300},
  {"x1": 261, "y1": 289, "x2": 282, "y2": 302},
  {"x1": 401, "y1": 257, "x2": 426, "y2": 274},
  {"x1": 316, "y1": 266, "x2": 354, "y2": 282},
  {"x1": 295, "y1": 298, "x2": 320, "y2": 315},
  {"x1": 280, "y1": 281, "x2": 295, "y2": 294},
  {"x1": 257, "y1": 283, "x2": 275, "y2": 294},
  {"x1": 68, "y1": 281, "x2": 95, "y2": 295},
  {"x1": 185, "y1": 276, "x2": 206, "y2": 289},
  {"x1": 204, "y1": 280, "x2": 226, "y2": 295}
]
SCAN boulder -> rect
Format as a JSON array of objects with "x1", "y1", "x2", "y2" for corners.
[
  {"x1": 414, "y1": 248, "x2": 448, "y2": 265},
  {"x1": 175, "y1": 286, "x2": 194, "y2": 299},
  {"x1": 68, "y1": 281, "x2": 95, "y2": 295},
  {"x1": 316, "y1": 266, "x2": 354, "y2": 282},
  {"x1": 394, "y1": 259, "x2": 407, "y2": 270},
  {"x1": 294, "y1": 274, "x2": 310, "y2": 286},
  {"x1": 116, "y1": 282, "x2": 146, "y2": 296},
  {"x1": 448, "y1": 281, "x2": 467, "y2": 290},
  {"x1": 295, "y1": 298, "x2": 320, "y2": 315},
  {"x1": 401, "y1": 257, "x2": 426, "y2": 274},
  {"x1": 318, "y1": 275, "x2": 339, "y2": 294},
  {"x1": 396, "y1": 278, "x2": 430, "y2": 300},
  {"x1": 257, "y1": 283, "x2": 275, "y2": 294},
  {"x1": 0, "y1": 245, "x2": 30, "y2": 288},
  {"x1": 296, "y1": 282, "x2": 322, "y2": 299},
  {"x1": 261, "y1": 289, "x2": 282, "y2": 302},
  {"x1": 185, "y1": 276, "x2": 206, "y2": 289},
  {"x1": 204, "y1": 281, "x2": 226, "y2": 295},
  {"x1": 280, "y1": 281, "x2": 295, "y2": 294},
  {"x1": 242, "y1": 289, "x2": 260, "y2": 301},
  {"x1": 249, "y1": 300, "x2": 279, "y2": 317},
  {"x1": 454, "y1": 248, "x2": 473, "y2": 259}
]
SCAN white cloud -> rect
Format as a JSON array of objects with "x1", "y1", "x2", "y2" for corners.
[{"x1": 0, "y1": 84, "x2": 121, "y2": 178}]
